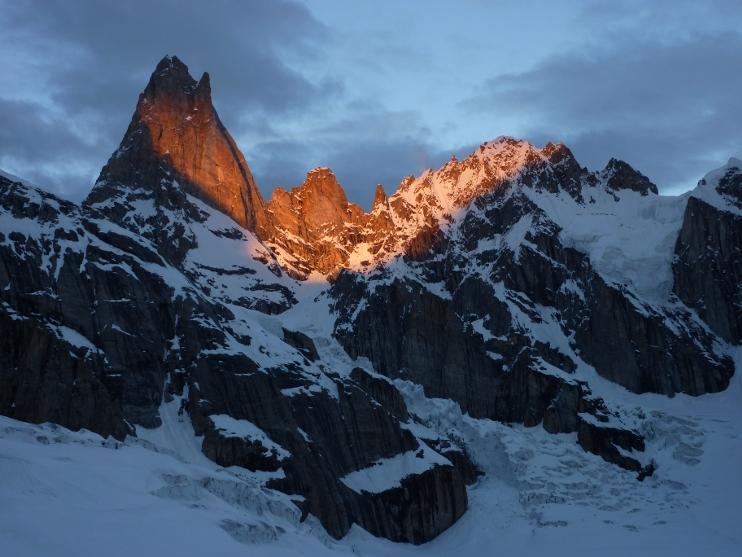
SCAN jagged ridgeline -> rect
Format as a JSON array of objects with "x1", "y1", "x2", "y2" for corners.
[{"x1": 1, "y1": 55, "x2": 740, "y2": 544}]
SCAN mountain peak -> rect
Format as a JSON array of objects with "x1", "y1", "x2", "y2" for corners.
[
  {"x1": 699, "y1": 157, "x2": 742, "y2": 207},
  {"x1": 146, "y1": 56, "x2": 212, "y2": 100},
  {"x1": 602, "y1": 158, "x2": 658, "y2": 195},
  {"x1": 372, "y1": 184, "x2": 388, "y2": 210},
  {"x1": 196, "y1": 71, "x2": 211, "y2": 95},
  {"x1": 542, "y1": 142, "x2": 576, "y2": 164},
  {"x1": 142, "y1": 55, "x2": 201, "y2": 100},
  {"x1": 87, "y1": 56, "x2": 271, "y2": 237},
  {"x1": 153, "y1": 54, "x2": 191, "y2": 78},
  {"x1": 300, "y1": 167, "x2": 348, "y2": 204}
]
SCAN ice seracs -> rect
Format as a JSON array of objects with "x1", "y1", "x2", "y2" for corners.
[{"x1": 1, "y1": 54, "x2": 741, "y2": 553}]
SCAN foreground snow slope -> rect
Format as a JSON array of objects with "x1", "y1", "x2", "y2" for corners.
[
  {"x1": 2, "y1": 349, "x2": 740, "y2": 557},
  {"x1": 2, "y1": 153, "x2": 742, "y2": 553},
  {"x1": 1, "y1": 54, "x2": 741, "y2": 553}
]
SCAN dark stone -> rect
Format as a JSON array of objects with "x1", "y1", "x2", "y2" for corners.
[
  {"x1": 186, "y1": 367, "x2": 467, "y2": 542},
  {"x1": 350, "y1": 367, "x2": 409, "y2": 421},
  {"x1": 576, "y1": 416, "x2": 645, "y2": 471},
  {"x1": 202, "y1": 429, "x2": 285, "y2": 472},
  {"x1": 422, "y1": 438, "x2": 482, "y2": 485},
  {"x1": 353, "y1": 464, "x2": 467, "y2": 544},
  {"x1": 673, "y1": 196, "x2": 742, "y2": 343},
  {"x1": 715, "y1": 163, "x2": 742, "y2": 207},
  {"x1": 603, "y1": 158, "x2": 658, "y2": 195},
  {"x1": 282, "y1": 329, "x2": 320, "y2": 362}
]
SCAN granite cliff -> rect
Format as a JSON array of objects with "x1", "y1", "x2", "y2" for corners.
[{"x1": 1, "y1": 56, "x2": 740, "y2": 545}]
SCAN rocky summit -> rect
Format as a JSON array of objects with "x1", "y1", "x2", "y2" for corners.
[
  {"x1": 89, "y1": 55, "x2": 272, "y2": 239},
  {"x1": 1, "y1": 56, "x2": 741, "y2": 551}
]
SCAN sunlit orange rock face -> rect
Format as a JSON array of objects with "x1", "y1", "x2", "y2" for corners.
[
  {"x1": 264, "y1": 167, "x2": 408, "y2": 276},
  {"x1": 94, "y1": 56, "x2": 604, "y2": 279},
  {"x1": 266, "y1": 168, "x2": 367, "y2": 276},
  {"x1": 264, "y1": 140, "x2": 577, "y2": 277},
  {"x1": 98, "y1": 56, "x2": 272, "y2": 236}
]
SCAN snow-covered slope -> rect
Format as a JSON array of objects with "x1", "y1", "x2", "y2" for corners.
[
  {"x1": 1, "y1": 127, "x2": 470, "y2": 543},
  {"x1": 2, "y1": 348, "x2": 741, "y2": 557},
  {"x1": 691, "y1": 157, "x2": 742, "y2": 215},
  {"x1": 3, "y1": 151, "x2": 742, "y2": 552},
  {"x1": 2, "y1": 56, "x2": 741, "y2": 555},
  {"x1": 524, "y1": 185, "x2": 689, "y2": 301}
]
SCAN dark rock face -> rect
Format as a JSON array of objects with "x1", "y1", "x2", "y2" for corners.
[
  {"x1": 282, "y1": 328, "x2": 320, "y2": 362},
  {"x1": 0, "y1": 169, "x2": 467, "y2": 544},
  {"x1": 0, "y1": 175, "x2": 174, "y2": 437},
  {"x1": 3, "y1": 54, "x2": 742, "y2": 546},
  {"x1": 503, "y1": 220, "x2": 732, "y2": 396},
  {"x1": 714, "y1": 161, "x2": 742, "y2": 207},
  {"x1": 356, "y1": 464, "x2": 467, "y2": 544},
  {"x1": 331, "y1": 184, "x2": 734, "y2": 471},
  {"x1": 202, "y1": 430, "x2": 285, "y2": 472},
  {"x1": 185, "y1": 363, "x2": 466, "y2": 542},
  {"x1": 602, "y1": 158, "x2": 658, "y2": 196},
  {"x1": 576, "y1": 416, "x2": 646, "y2": 472},
  {"x1": 0, "y1": 310, "x2": 128, "y2": 439},
  {"x1": 674, "y1": 197, "x2": 742, "y2": 343},
  {"x1": 350, "y1": 367, "x2": 409, "y2": 421}
]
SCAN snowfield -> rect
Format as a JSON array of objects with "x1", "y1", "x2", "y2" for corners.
[
  {"x1": 2, "y1": 153, "x2": 741, "y2": 555},
  {"x1": 2, "y1": 348, "x2": 741, "y2": 556}
]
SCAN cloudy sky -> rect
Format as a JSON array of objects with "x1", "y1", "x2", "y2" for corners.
[{"x1": 1, "y1": 0, "x2": 740, "y2": 207}]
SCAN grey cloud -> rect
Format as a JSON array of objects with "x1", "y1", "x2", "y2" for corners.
[
  {"x1": 2, "y1": 0, "x2": 739, "y2": 206},
  {"x1": 251, "y1": 134, "x2": 475, "y2": 210},
  {"x1": 0, "y1": 0, "x2": 336, "y2": 199},
  {"x1": 462, "y1": 31, "x2": 742, "y2": 191},
  {"x1": 0, "y1": 98, "x2": 100, "y2": 195},
  {"x1": 0, "y1": 99, "x2": 87, "y2": 161},
  {"x1": 248, "y1": 103, "x2": 462, "y2": 209}
]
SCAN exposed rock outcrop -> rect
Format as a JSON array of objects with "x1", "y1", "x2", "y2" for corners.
[
  {"x1": 87, "y1": 55, "x2": 272, "y2": 240},
  {"x1": 2, "y1": 54, "x2": 741, "y2": 546},
  {"x1": 266, "y1": 168, "x2": 366, "y2": 276},
  {"x1": 330, "y1": 171, "x2": 734, "y2": 471},
  {"x1": 350, "y1": 367, "x2": 409, "y2": 421},
  {"x1": 187, "y1": 365, "x2": 467, "y2": 542},
  {"x1": 0, "y1": 56, "x2": 471, "y2": 544},
  {"x1": 673, "y1": 161, "x2": 742, "y2": 343},
  {"x1": 602, "y1": 158, "x2": 658, "y2": 196}
]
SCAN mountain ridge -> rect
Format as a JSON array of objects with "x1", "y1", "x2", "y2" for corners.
[
  {"x1": 1, "y1": 55, "x2": 741, "y2": 548},
  {"x1": 88, "y1": 56, "x2": 666, "y2": 279},
  {"x1": 263, "y1": 136, "x2": 660, "y2": 277}
]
